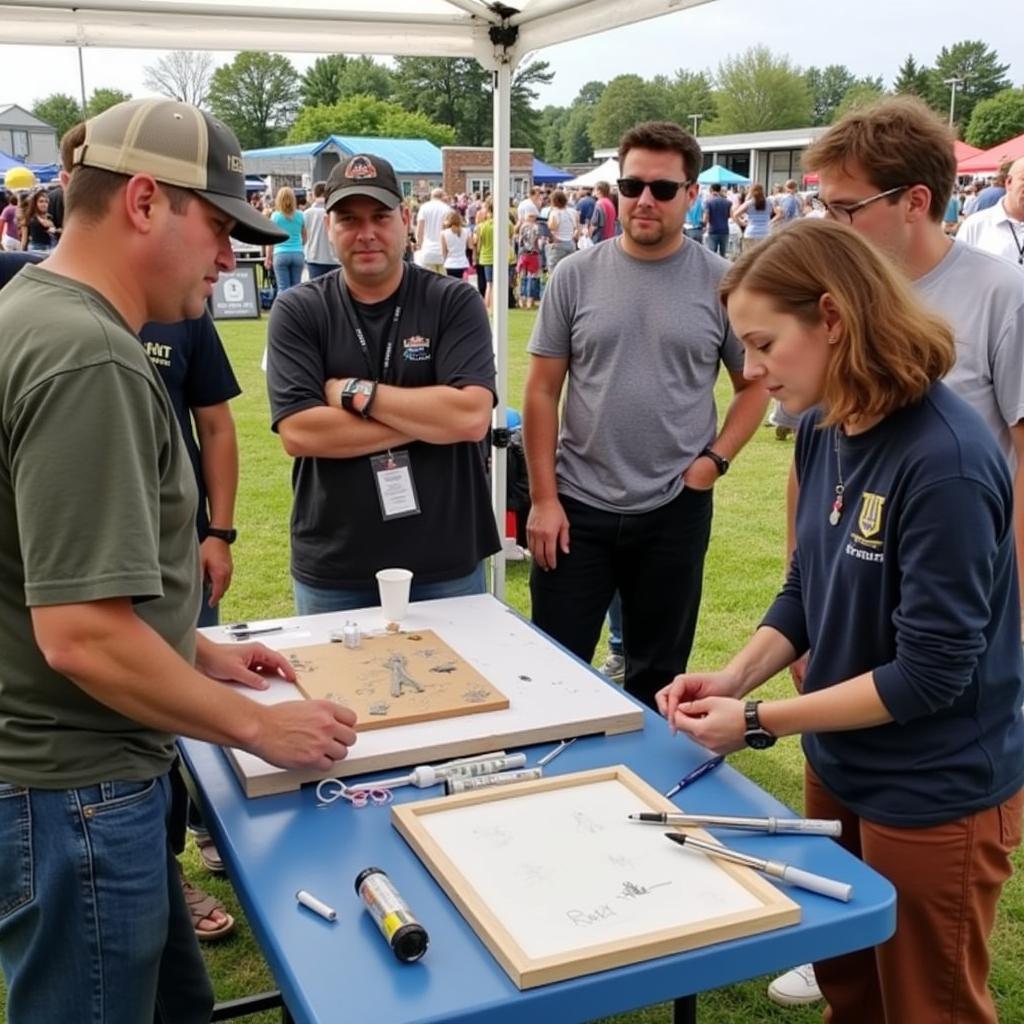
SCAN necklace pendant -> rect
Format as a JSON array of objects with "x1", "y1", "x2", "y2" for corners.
[{"x1": 829, "y1": 491, "x2": 844, "y2": 527}]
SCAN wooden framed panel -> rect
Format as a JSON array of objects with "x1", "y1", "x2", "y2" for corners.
[{"x1": 393, "y1": 765, "x2": 800, "y2": 989}]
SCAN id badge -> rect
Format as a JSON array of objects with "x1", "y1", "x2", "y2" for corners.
[{"x1": 370, "y1": 450, "x2": 421, "y2": 520}]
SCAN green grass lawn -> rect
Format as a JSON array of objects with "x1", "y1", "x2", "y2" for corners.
[{"x1": 3, "y1": 309, "x2": 1021, "y2": 1023}]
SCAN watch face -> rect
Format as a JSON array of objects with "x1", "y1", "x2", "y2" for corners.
[{"x1": 746, "y1": 730, "x2": 775, "y2": 750}]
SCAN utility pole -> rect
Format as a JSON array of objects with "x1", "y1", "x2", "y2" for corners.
[
  {"x1": 943, "y1": 76, "x2": 967, "y2": 128},
  {"x1": 77, "y1": 47, "x2": 89, "y2": 119},
  {"x1": 688, "y1": 113, "x2": 704, "y2": 137}
]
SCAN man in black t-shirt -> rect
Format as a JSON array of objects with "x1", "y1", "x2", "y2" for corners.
[{"x1": 267, "y1": 154, "x2": 500, "y2": 615}]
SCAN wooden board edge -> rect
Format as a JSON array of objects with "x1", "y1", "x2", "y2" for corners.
[
  {"x1": 392, "y1": 802, "x2": 533, "y2": 987},
  {"x1": 393, "y1": 765, "x2": 802, "y2": 991},
  {"x1": 226, "y1": 714, "x2": 644, "y2": 798},
  {"x1": 517, "y1": 900, "x2": 801, "y2": 989}
]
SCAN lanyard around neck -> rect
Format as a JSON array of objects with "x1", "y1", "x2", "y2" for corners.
[
  {"x1": 337, "y1": 267, "x2": 409, "y2": 382},
  {"x1": 1006, "y1": 219, "x2": 1024, "y2": 266}
]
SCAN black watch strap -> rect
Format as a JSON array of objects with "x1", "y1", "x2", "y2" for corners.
[
  {"x1": 206, "y1": 527, "x2": 237, "y2": 544},
  {"x1": 700, "y1": 445, "x2": 730, "y2": 476}
]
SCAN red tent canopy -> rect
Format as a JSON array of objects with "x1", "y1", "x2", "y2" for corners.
[
  {"x1": 953, "y1": 140, "x2": 982, "y2": 163},
  {"x1": 958, "y1": 133, "x2": 1024, "y2": 175}
]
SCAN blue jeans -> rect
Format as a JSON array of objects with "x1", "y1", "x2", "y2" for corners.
[
  {"x1": 273, "y1": 250, "x2": 305, "y2": 292},
  {"x1": 607, "y1": 591, "x2": 623, "y2": 655},
  {"x1": 293, "y1": 562, "x2": 488, "y2": 616},
  {"x1": 705, "y1": 233, "x2": 729, "y2": 256},
  {"x1": 0, "y1": 774, "x2": 212, "y2": 1023},
  {"x1": 306, "y1": 262, "x2": 337, "y2": 279}
]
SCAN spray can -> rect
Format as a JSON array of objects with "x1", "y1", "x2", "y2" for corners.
[{"x1": 354, "y1": 867, "x2": 429, "y2": 963}]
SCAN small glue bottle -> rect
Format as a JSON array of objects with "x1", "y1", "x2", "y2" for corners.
[
  {"x1": 354, "y1": 867, "x2": 429, "y2": 963},
  {"x1": 342, "y1": 621, "x2": 361, "y2": 649}
]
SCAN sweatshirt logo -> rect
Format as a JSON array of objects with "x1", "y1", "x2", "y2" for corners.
[{"x1": 857, "y1": 492, "x2": 886, "y2": 538}]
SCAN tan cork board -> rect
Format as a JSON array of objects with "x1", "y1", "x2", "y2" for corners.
[{"x1": 281, "y1": 630, "x2": 509, "y2": 731}]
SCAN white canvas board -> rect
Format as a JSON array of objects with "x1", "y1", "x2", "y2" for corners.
[
  {"x1": 209, "y1": 595, "x2": 643, "y2": 795},
  {"x1": 416, "y1": 778, "x2": 763, "y2": 960}
]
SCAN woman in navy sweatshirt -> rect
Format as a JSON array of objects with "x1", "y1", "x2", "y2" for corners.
[{"x1": 657, "y1": 219, "x2": 1023, "y2": 1024}]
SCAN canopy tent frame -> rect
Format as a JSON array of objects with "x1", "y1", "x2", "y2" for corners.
[{"x1": 0, "y1": 0, "x2": 715, "y2": 599}]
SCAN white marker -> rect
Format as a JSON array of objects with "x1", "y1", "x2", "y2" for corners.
[{"x1": 296, "y1": 889, "x2": 337, "y2": 921}]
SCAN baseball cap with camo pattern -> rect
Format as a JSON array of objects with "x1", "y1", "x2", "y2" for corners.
[{"x1": 72, "y1": 98, "x2": 287, "y2": 245}]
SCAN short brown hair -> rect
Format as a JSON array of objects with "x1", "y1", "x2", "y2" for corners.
[
  {"x1": 803, "y1": 96, "x2": 955, "y2": 222},
  {"x1": 720, "y1": 220, "x2": 954, "y2": 428},
  {"x1": 60, "y1": 120, "x2": 193, "y2": 224},
  {"x1": 619, "y1": 121, "x2": 702, "y2": 184}
]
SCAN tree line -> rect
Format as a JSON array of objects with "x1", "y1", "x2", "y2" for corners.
[{"x1": 29, "y1": 41, "x2": 1022, "y2": 168}]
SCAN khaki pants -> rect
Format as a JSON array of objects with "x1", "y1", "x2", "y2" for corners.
[{"x1": 806, "y1": 766, "x2": 1022, "y2": 1024}]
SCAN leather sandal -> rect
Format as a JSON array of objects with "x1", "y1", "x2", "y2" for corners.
[
  {"x1": 181, "y1": 875, "x2": 235, "y2": 942},
  {"x1": 194, "y1": 833, "x2": 225, "y2": 874}
]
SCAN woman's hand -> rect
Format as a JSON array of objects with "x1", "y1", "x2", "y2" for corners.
[
  {"x1": 656, "y1": 669, "x2": 744, "y2": 729},
  {"x1": 670, "y1": 695, "x2": 748, "y2": 755}
]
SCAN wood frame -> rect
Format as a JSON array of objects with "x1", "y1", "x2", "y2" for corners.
[{"x1": 392, "y1": 765, "x2": 800, "y2": 990}]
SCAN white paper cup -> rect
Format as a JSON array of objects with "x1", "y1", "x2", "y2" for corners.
[{"x1": 376, "y1": 568, "x2": 413, "y2": 622}]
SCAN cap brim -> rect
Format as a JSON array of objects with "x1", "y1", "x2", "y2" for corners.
[
  {"x1": 197, "y1": 190, "x2": 288, "y2": 245},
  {"x1": 325, "y1": 186, "x2": 401, "y2": 213}
]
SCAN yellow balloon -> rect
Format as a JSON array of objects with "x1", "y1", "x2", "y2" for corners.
[{"x1": 4, "y1": 167, "x2": 37, "y2": 190}]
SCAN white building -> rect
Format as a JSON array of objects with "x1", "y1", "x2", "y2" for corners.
[
  {"x1": 597, "y1": 126, "x2": 830, "y2": 190},
  {"x1": 0, "y1": 104, "x2": 59, "y2": 164}
]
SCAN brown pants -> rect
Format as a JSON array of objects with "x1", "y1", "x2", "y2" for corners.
[{"x1": 805, "y1": 766, "x2": 1022, "y2": 1024}]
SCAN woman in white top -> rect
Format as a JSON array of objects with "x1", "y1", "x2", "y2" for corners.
[
  {"x1": 546, "y1": 189, "x2": 579, "y2": 272},
  {"x1": 440, "y1": 210, "x2": 470, "y2": 278}
]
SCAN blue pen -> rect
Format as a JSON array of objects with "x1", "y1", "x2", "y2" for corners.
[{"x1": 665, "y1": 755, "x2": 725, "y2": 799}]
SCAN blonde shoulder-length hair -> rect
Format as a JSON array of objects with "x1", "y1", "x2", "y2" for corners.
[
  {"x1": 275, "y1": 186, "x2": 297, "y2": 217},
  {"x1": 720, "y1": 219, "x2": 954, "y2": 428}
]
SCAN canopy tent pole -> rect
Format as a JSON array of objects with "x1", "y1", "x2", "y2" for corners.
[{"x1": 486, "y1": 32, "x2": 514, "y2": 600}]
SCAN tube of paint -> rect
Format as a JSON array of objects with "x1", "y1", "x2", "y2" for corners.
[
  {"x1": 354, "y1": 867, "x2": 429, "y2": 963},
  {"x1": 445, "y1": 767, "x2": 543, "y2": 795}
]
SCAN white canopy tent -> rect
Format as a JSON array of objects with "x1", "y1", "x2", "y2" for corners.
[
  {"x1": 0, "y1": 0, "x2": 715, "y2": 596},
  {"x1": 562, "y1": 155, "x2": 620, "y2": 189}
]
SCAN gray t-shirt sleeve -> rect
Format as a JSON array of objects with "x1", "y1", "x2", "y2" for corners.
[
  {"x1": 12, "y1": 362, "x2": 169, "y2": 605},
  {"x1": 990, "y1": 299, "x2": 1024, "y2": 429},
  {"x1": 527, "y1": 259, "x2": 575, "y2": 359}
]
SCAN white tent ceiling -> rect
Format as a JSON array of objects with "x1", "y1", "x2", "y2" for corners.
[
  {"x1": 0, "y1": 0, "x2": 715, "y2": 596},
  {"x1": 0, "y1": 0, "x2": 713, "y2": 68}
]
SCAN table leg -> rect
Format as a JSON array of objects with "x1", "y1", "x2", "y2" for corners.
[
  {"x1": 672, "y1": 994, "x2": 697, "y2": 1024},
  {"x1": 211, "y1": 991, "x2": 285, "y2": 1020}
]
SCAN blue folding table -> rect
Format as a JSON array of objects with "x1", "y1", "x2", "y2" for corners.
[{"x1": 180, "y1": 607, "x2": 895, "y2": 1024}]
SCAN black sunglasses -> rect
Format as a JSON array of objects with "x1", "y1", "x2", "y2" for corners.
[{"x1": 617, "y1": 177, "x2": 693, "y2": 201}]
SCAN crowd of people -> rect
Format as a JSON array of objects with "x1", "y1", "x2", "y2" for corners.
[{"x1": 0, "y1": 91, "x2": 1022, "y2": 1024}]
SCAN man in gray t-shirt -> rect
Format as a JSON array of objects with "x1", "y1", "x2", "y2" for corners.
[{"x1": 523, "y1": 121, "x2": 768, "y2": 710}]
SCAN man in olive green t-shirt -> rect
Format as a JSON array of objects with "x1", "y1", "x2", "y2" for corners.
[{"x1": 0, "y1": 100, "x2": 359, "y2": 1024}]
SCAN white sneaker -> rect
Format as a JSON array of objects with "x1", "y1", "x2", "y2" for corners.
[
  {"x1": 767, "y1": 964, "x2": 821, "y2": 1006},
  {"x1": 600, "y1": 653, "x2": 625, "y2": 684}
]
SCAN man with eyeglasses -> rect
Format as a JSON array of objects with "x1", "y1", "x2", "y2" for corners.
[
  {"x1": 523, "y1": 120, "x2": 768, "y2": 712},
  {"x1": 766, "y1": 95, "x2": 1024, "y2": 1014}
]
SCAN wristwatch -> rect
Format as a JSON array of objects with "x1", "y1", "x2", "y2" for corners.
[
  {"x1": 743, "y1": 700, "x2": 776, "y2": 750},
  {"x1": 340, "y1": 378, "x2": 377, "y2": 417},
  {"x1": 206, "y1": 527, "x2": 237, "y2": 544},
  {"x1": 700, "y1": 446, "x2": 730, "y2": 476}
]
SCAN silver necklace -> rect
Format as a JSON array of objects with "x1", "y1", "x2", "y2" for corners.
[{"x1": 829, "y1": 427, "x2": 845, "y2": 526}]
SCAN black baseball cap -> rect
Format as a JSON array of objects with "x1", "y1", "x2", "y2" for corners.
[
  {"x1": 325, "y1": 154, "x2": 403, "y2": 212},
  {"x1": 72, "y1": 98, "x2": 287, "y2": 246}
]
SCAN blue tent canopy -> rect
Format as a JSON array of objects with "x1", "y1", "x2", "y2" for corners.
[
  {"x1": 532, "y1": 156, "x2": 572, "y2": 185},
  {"x1": 697, "y1": 164, "x2": 751, "y2": 186}
]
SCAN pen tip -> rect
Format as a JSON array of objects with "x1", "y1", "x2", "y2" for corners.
[{"x1": 665, "y1": 832, "x2": 686, "y2": 845}]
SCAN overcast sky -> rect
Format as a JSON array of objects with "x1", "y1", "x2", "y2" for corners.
[{"x1": 0, "y1": 0, "x2": 1020, "y2": 117}]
